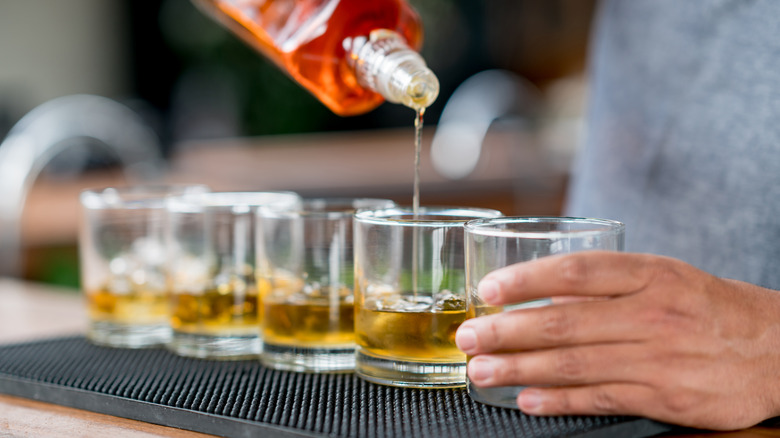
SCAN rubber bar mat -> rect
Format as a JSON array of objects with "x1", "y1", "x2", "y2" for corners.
[{"x1": 0, "y1": 336, "x2": 673, "y2": 438}]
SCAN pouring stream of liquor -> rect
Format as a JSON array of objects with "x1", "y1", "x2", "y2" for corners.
[
  {"x1": 411, "y1": 108, "x2": 425, "y2": 299},
  {"x1": 413, "y1": 108, "x2": 424, "y2": 216}
]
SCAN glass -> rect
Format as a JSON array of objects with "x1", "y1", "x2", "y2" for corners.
[
  {"x1": 464, "y1": 216, "x2": 625, "y2": 408},
  {"x1": 256, "y1": 198, "x2": 396, "y2": 372},
  {"x1": 166, "y1": 191, "x2": 301, "y2": 360},
  {"x1": 79, "y1": 184, "x2": 209, "y2": 348},
  {"x1": 353, "y1": 206, "x2": 503, "y2": 388}
]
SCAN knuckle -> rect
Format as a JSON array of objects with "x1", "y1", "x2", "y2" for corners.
[
  {"x1": 660, "y1": 390, "x2": 698, "y2": 415},
  {"x1": 638, "y1": 305, "x2": 699, "y2": 344},
  {"x1": 559, "y1": 255, "x2": 589, "y2": 286},
  {"x1": 591, "y1": 388, "x2": 621, "y2": 414},
  {"x1": 632, "y1": 255, "x2": 675, "y2": 291},
  {"x1": 485, "y1": 316, "x2": 504, "y2": 349},
  {"x1": 554, "y1": 349, "x2": 586, "y2": 382},
  {"x1": 540, "y1": 309, "x2": 575, "y2": 344},
  {"x1": 644, "y1": 255, "x2": 694, "y2": 290},
  {"x1": 640, "y1": 304, "x2": 687, "y2": 328},
  {"x1": 636, "y1": 257, "x2": 708, "y2": 329},
  {"x1": 500, "y1": 355, "x2": 525, "y2": 383},
  {"x1": 551, "y1": 390, "x2": 573, "y2": 413},
  {"x1": 650, "y1": 261, "x2": 684, "y2": 287}
]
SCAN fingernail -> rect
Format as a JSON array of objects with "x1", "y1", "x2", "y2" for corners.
[
  {"x1": 479, "y1": 279, "x2": 499, "y2": 303},
  {"x1": 455, "y1": 327, "x2": 477, "y2": 353},
  {"x1": 468, "y1": 357, "x2": 494, "y2": 383},
  {"x1": 518, "y1": 389, "x2": 543, "y2": 413}
]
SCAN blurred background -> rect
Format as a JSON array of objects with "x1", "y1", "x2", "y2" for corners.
[{"x1": 0, "y1": 0, "x2": 596, "y2": 288}]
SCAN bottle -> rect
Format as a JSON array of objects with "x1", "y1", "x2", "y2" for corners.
[{"x1": 192, "y1": 0, "x2": 439, "y2": 116}]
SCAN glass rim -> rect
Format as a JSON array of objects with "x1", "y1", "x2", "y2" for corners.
[
  {"x1": 167, "y1": 191, "x2": 301, "y2": 214},
  {"x1": 300, "y1": 197, "x2": 397, "y2": 218},
  {"x1": 464, "y1": 216, "x2": 625, "y2": 238},
  {"x1": 354, "y1": 206, "x2": 503, "y2": 227},
  {"x1": 80, "y1": 184, "x2": 209, "y2": 210}
]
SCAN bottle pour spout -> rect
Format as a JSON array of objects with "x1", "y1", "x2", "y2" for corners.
[
  {"x1": 349, "y1": 30, "x2": 439, "y2": 110},
  {"x1": 379, "y1": 57, "x2": 439, "y2": 110}
]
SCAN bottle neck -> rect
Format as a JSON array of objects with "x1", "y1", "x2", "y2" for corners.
[{"x1": 346, "y1": 29, "x2": 439, "y2": 110}]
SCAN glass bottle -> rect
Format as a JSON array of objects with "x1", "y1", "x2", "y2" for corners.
[{"x1": 192, "y1": 0, "x2": 439, "y2": 116}]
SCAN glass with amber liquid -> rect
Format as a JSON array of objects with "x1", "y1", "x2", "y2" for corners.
[
  {"x1": 167, "y1": 191, "x2": 300, "y2": 359},
  {"x1": 170, "y1": 277, "x2": 259, "y2": 339},
  {"x1": 353, "y1": 206, "x2": 502, "y2": 388},
  {"x1": 464, "y1": 217, "x2": 625, "y2": 408},
  {"x1": 356, "y1": 290, "x2": 467, "y2": 363},
  {"x1": 79, "y1": 185, "x2": 208, "y2": 348},
  {"x1": 191, "y1": 0, "x2": 439, "y2": 115},
  {"x1": 257, "y1": 198, "x2": 395, "y2": 372},
  {"x1": 261, "y1": 280, "x2": 355, "y2": 350}
]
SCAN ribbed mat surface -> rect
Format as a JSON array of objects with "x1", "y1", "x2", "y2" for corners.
[{"x1": 0, "y1": 336, "x2": 671, "y2": 438}]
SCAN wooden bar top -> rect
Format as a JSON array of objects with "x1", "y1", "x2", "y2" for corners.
[{"x1": 0, "y1": 278, "x2": 217, "y2": 438}]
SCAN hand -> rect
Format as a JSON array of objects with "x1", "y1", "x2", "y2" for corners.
[{"x1": 455, "y1": 251, "x2": 780, "y2": 430}]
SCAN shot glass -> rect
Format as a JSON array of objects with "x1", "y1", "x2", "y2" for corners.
[
  {"x1": 79, "y1": 184, "x2": 208, "y2": 348},
  {"x1": 464, "y1": 216, "x2": 625, "y2": 408},
  {"x1": 353, "y1": 206, "x2": 503, "y2": 388},
  {"x1": 166, "y1": 191, "x2": 301, "y2": 360},
  {"x1": 256, "y1": 198, "x2": 396, "y2": 372}
]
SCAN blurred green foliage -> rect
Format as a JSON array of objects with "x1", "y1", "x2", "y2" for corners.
[{"x1": 158, "y1": 0, "x2": 335, "y2": 136}]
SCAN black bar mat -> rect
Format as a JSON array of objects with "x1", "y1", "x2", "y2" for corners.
[{"x1": 0, "y1": 336, "x2": 673, "y2": 438}]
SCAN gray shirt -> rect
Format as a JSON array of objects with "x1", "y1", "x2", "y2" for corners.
[{"x1": 564, "y1": 0, "x2": 780, "y2": 289}]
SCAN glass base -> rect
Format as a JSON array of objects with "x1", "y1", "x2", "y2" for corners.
[
  {"x1": 355, "y1": 347, "x2": 465, "y2": 388},
  {"x1": 261, "y1": 343, "x2": 355, "y2": 373},
  {"x1": 168, "y1": 332, "x2": 260, "y2": 360},
  {"x1": 88, "y1": 321, "x2": 170, "y2": 349},
  {"x1": 467, "y1": 379, "x2": 523, "y2": 409}
]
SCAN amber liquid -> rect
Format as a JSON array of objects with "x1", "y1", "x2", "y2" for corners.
[
  {"x1": 170, "y1": 286, "x2": 259, "y2": 335},
  {"x1": 87, "y1": 287, "x2": 168, "y2": 325},
  {"x1": 260, "y1": 273, "x2": 355, "y2": 347},
  {"x1": 195, "y1": 0, "x2": 423, "y2": 116},
  {"x1": 263, "y1": 293, "x2": 354, "y2": 347},
  {"x1": 356, "y1": 293, "x2": 466, "y2": 362},
  {"x1": 466, "y1": 302, "x2": 502, "y2": 320}
]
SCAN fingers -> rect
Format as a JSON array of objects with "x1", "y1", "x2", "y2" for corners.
[
  {"x1": 515, "y1": 384, "x2": 654, "y2": 419},
  {"x1": 457, "y1": 297, "x2": 647, "y2": 354},
  {"x1": 516, "y1": 384, "x2": 763, "y2": 430},
  {"x1": 466, "y1": 343, "x2": 653, "y2": 388},
  {"x1": 478, "y1": 251, "x2": 659, "y2": 305}
]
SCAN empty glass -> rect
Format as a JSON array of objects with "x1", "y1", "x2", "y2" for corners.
[{"x1": 464, "y1": 216, "x2": 625, "y2": 408}]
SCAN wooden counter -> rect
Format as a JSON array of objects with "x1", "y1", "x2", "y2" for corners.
[{"x1": 0, "y1": 278, "x2": 216, "y2": 438}]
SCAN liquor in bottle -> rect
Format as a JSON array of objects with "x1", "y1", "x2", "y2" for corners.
[{"x1": 192, "y1": 0, "x2": 439, "y2": 115}]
